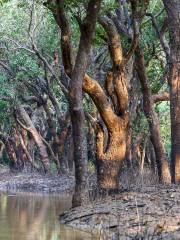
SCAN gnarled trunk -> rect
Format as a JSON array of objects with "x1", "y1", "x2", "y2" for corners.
[
  {"x1": 83, "y1": 71, "x2": 129, "y2": 190},
  {"x1": 96, "y1": 118, "x2": 128, "y2": 190},
  {"x1": 16, "y1": 105, "x2": 50, "y2": 173},
  {"x1": 47, "y1": 1, "x2": 136, "y2": 196}
]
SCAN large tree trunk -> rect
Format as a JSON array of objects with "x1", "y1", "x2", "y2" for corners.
[
  {"x1": 69, "y1": 0, "x2": 101, "y2": 207},
  {"x1": 47, "y1": 0, "x2": 134, "y2": 196},
  {"x1": 96, "y1": 118, "x2": 128, "y2": 190},
  {"x1": 82, "y1": 10, "x2": 137, "y2": 190},
  {"x1": 83, "y1": 73, "x2": 129, "y2": 190},
  {"x1": 135, "y1": 45, "x2": 171, "y2": 183},
  {"x1": 163, "y1": 0, "x2": 180, "y2": 183}
]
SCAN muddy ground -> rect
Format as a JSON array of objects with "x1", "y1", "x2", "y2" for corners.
[
  {"x1": 0, "y1": 167, "x2": 180, "y2": 239},
  {"x1": 60, "y1": 185, "x2": 180, "y2": 239}
]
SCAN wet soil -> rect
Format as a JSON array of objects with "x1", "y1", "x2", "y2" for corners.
[{"x1": 60, "y1": 185, "x2": 180, "y2": 239}]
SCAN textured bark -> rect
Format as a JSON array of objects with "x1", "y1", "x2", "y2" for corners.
[
  {"x1": 0, "y1": 133, "x2": 18, "y2": 170},
  {"x1": 87, "y1": 120, "x2": 96, "y2": 163},
  {"x1": 169, "y1": 63, "x2": 180, "y2": 183},
  {"x1": 19, "y1": 132, "x2": 39, "y2": 170},
  {"x1": 95, "y1": 117, "x2": 128, "y2": 190},
  {"x1": 56, "y1": 0, "x2": 73, "y2": 77},
  {"x1": 56, "y1": 120, "x2": 71, "y2": 174},
  {"x1": 48, "y1": 1, "x2": 135, "y2": 194},
  {"x1": 44, "y1": 0, "x2": 73, "y2": 77},
  {"x1": 82, "y1": 13, "x2": 135, "y2": 190},
  {"x1": 45, "y1": 0, "x2": 102, "y2": 205},
  {"x1": 43, "y1": 103, "x2": 62, "y2": 173},
  {"x1": 69, "y1": 0, "x2": 101, "y2": 207},
  {"x1": 16, "y1": 105, "x2": 50, "y2": 173},
  {"x1": 13, "y1": 128, "x2": 25, "y2": 169},
  {"x1": 163, "y1": 0, "x2": 180, "y2": 183},
  {"x1": 83, "y1": 73, "x2": 129, "y2": 190},
  {"x1": 99, "y1": 16, "x2": 128, "y2": 115},
  {"x1": 125, "y1": 128, "x2": 132, "y2": 168},
  {"x1": 105, "y1": 71, "x2": 119, "y2": 114},
  {"x1": 135, "y1": 45, "x2": 171, "y2": 183}
]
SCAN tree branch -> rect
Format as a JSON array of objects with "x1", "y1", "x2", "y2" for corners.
[
  {"x1": 146, "y1": 13, "x2": 170, "y2": 58},
  {"x1": 152, "y1": 92, "x2": 169, "y2": 103}
]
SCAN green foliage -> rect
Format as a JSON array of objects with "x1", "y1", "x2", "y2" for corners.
[
  {"x1": 156, "y1": 101, "x2": 171, "y2": 156},
  {"x1": 0, "y1": 0, "x2": 9, "y2": 5}
]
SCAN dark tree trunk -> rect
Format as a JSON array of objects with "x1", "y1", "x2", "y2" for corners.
[
  {"x1": 125, "y1": 129, "x2": 132, "y2": 168},
  {"x1": 0, "y1": 133, "x2": 18, "y2": 171},
  {"x1": 45, "y1": 0, "x2": 102, "y2": 206},
  {"x1": 87, "y1": 120, "x2": 96, "y2": 164},
  {"x1": 69, "y1": 0, "x2": 101, "y2": 207},
  {"x1": 163, "y1": 0, "x2": 180, "y2": 183},
  {"x1": 43, "y1": 103, "x2": 60, "y2": 171},
  {"x1": 13, "y1": 128, "x2": 25, "y2": 170},
  {"x1": 135, "y1": 45, "x2": 171, "y2": 183},
  {"x1": 67, "y1": 135, "x2": 74, "y2": 173}
]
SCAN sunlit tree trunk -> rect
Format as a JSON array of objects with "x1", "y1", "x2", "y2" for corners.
[
  {"x1": 82, "y1": 10, "x2": 139, "y2": 190},
  {"x1": 83, "y1": 74, "x2": 129, "y2": 190}
]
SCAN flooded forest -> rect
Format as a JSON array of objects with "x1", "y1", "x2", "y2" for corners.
[{"x1": 0, "y1": 0, "x2": 180, "y2": 239}]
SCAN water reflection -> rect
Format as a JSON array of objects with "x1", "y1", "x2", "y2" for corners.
[{"x1": 0, "y1": 192, "x2": 94, "y2": 240}]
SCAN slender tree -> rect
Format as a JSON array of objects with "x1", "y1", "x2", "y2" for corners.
[
  {"x1": 163, "y1": 0, "x2": 180, "y2": 183},
  {"x1": 135, "y1": 45, "x2": 171, "y2": 183}
]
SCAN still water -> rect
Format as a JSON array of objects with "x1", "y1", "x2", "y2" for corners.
[{"x1": 0, "y1": 192, "x2": 94, "y2": 240}]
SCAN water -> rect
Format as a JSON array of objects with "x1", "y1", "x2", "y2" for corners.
[{"x1": 0, "y1": 191, "x2": 94, "y2": 240}]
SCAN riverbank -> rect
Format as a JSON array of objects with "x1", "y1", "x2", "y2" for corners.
[
  {"x1": 60, "y1": 184, "x2": 180, "y2": 239},
  {"x1": 0, "y1": 169, "x2": 74, "y2": 194},
  {"x1": 1, "y1": 168, "x2": 180, "y2": 239}
]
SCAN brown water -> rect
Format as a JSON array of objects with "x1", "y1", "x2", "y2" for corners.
[{"x1": 0, "y1": 192, "x2": 94, "y2": 240}]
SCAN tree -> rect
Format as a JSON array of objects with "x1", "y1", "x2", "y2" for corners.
[
  {"x1": 46, "y1": 0, "x2": 102, "y2": 206},
  {"x1": 135, "y1": 44, "x2": 171, "y2": 183},
  {"x1": 0, "y1": 0, "x2": 178, "y2": 205},
  {"x1": 163, "y1": 0, "x2": 180, "y2": 183}
]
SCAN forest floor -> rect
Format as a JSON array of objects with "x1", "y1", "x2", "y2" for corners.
[
  {"x1": 58, "y1": 169, "x2": 180, "y2": 239},
  {"x1": 60, "y1": 185, "x2": 180, "y2": 240}
]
